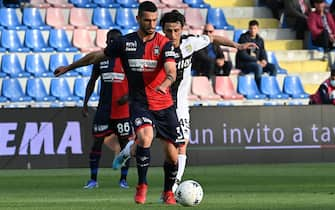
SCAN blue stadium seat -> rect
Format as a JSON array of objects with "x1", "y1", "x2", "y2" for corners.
[
  {"x1": 233, "y1": 29, "x2": 245, "y2": 43},
  {"x1": 1, "y1": 54, "x2": 30, "y2": 77},
  {"x1": 25, "y1": 54, "x2": 53, "y2": 77},
  {"x1": 206, "y1": 8, "x2": 234, "y2": 30},
  {"x1": 92, "y1": 7, "x2": 118, "y2": 29},
  {"x1": 93, "y1": 0, "x2": 120, "y2": 7},
  {"x1": 260, "y1": 76, "x2": 289, "y2": 99},
  {"x1": 1, "y1": 78, "x2": 32, "y2": 102},
  {"x1": 0, "y1": 8, "x2": 27, "y2": 30},
  {"x1": 115, "y1": 7, "x2": 138, "y2": 29},
  {"x1": 0, "y1": 95, "x2": 7, "y2": 102},
  {"x1": 116, "y1": 0, "x2": 138, "y2": 8},
  {"x1": 237, "y1": 75, "x2": 266, "y2": 99},
  {"x1": 183, "y1": 0, "x2": 210, "y2": 8},
  {"x1": 73, "y1": 53, "x2": 93, "y2": 76},
  {"x1": 267, "y1": 51, "x2": 288, "y2": 74},
  {"x1": 69, "y1": 0, "x2": 97, "y2": 8},
  {"x1": 74, "y1": 77, "x2": 99, "y2": 101},
  {"x1": 24, "y1": 29, "x2": 54, "y2": 52},
  {"x1": 1, "y1": 30, "x2": 30, "y2": 52},
  {"x1": 49, "y1": 54, "x2": 79, "y2": 77},
  {"x1": 283, "y1": 75, "x2": 309, "y2": 99},
  {"x1": 48, "y1": 29, "x2": 78, "y2": 52},
  {"x1": 26, "y1": 78, "x2": 56, "y2": 102},
  {"x1": 22, "y1": 8, "x2": 51, "y2": 30},
  {"x1": 50, "y1": 78, "x2": 80, "y2": 101}
]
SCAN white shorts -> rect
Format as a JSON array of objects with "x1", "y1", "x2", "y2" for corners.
[{"x1": 176, "y1": 105, "x2": 190, "y2": 140}]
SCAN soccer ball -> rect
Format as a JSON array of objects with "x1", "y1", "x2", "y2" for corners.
[{"x1": 175, "y1": 180, "x2": 203, "y2": 206}]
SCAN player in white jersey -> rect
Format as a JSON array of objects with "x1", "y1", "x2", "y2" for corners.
[
  {"x1": 114, "y1": 10, "x2": 257, "y2": 191},
  {"x1": 159, "y1": 10, "x2": 257, "y2": 190}
]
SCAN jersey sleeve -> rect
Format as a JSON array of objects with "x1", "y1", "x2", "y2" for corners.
[
  {"x1": 191, "y1": 35, "x2": 211, "y2": 52},
  {"x1": 161, "y1": 41, "x2": 176, "y2": 63}
]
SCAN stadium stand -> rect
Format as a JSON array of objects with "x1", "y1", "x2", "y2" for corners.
[
  {"x1": 26, "y1": 78, "x2": 56, "y2": 102},
  {"x1": 0, "y1": 0, "x2": 329, "y2": 107},
  {"x1": 73, "y1": 53, "x2": 93, "y2": 76},
  {"x1": 191, "y1": 76, "x2": 222, "y2": 100},
  {"x1": 50, "y1": 77, "x2": 80, "y2": 102}
]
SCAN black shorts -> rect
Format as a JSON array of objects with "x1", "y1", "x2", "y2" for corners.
[
  {"x1": 92, "y1": 105, "x2": 133, "y2": 139},
  {"x1": 131, "y1": 104, "x2": 184, "y2": 145}
]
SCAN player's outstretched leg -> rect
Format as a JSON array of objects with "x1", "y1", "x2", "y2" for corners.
[{"x1": 112, "y1": 140, "x2": 134, "y2": 170}]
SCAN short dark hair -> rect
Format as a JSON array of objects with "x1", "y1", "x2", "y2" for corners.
[
  {"x1": 249, "y1": 19, "x2": 259, "y2": 27},
  {"x1": 138, "y1": 1, "x2": 158, "y2": 17},
  {"x1": 106, "y1": 29, "x2": 122, "y2": 44},
  {"x1": 160, "y1": 10, "x2": 185, "y2": 28}
]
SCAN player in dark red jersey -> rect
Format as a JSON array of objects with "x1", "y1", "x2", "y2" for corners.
[
  {"x1": 56, "y1": 29, "x2": 134, "y2": 189},
  {"x1": 54, "y1": 1, "x2": 181, "y2": 205}
]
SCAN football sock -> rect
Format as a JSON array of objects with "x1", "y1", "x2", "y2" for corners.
[
  {"x1": 135, "y1": 145, "x2": 150, "y2": 185},
  {"x1": 176, "y1": 154, "x2": 187, "y2": 181},
  {"x1": 120, "y1": 159, "x2": 130, "y2": 181},
  {"x1": 89, "y1": 150, "x2": 101, "y2": 181},
  {"x1": 164, "y1": 161, "x2": 178, "y2": 192}
]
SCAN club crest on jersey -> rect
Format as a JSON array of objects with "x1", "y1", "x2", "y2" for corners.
[
  {"x1": 185, "y1": 44, "x2": 193, "y2": 53},
  {"x1": 126, "y1": 41, "x2": 137, "y2": 51},
  {"x1": 153, "y1": 45, "x2": 160, "y2": 56}
]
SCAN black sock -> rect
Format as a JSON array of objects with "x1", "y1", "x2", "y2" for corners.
[
  {"x1": 164, "y1": 161, "x2": 178, "y2": 192},
  {"x1": 89, "y1": 151, "x2": 101, "y2": 181},
  {"x1": 135, "y1": 145, "x2": 150, "y2": 185}
]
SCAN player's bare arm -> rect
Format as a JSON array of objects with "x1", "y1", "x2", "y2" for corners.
[
  {"x1": 82, "y1": 69, "x2": 99, "y2": 117},
  {"x1": 156, "y1": 61, "x2": 176, "y2": 94},
  {"x1": 212, "y1": 35, "x2": 258, "y2": 50},
  {"x1": 54, "y1": 50, "x2": 107, "y2": 77}
]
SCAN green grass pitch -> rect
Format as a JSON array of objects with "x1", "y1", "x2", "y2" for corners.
[{"x1": 1, "y1": 163, "x2": 335, "y2": 210}]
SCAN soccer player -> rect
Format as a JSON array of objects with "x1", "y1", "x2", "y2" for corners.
[
  {"x1": 54, "y1": 1, "x2": 181, "y2": 205},
  {"x1": 56, "y1": 29, "x2": 134, "y2": 189},
  {"x1": 116, "y1": 10, "x2": 258, "y2": 193}
]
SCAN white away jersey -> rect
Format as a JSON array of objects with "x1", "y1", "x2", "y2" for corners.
[{"x1": 171, "y1": 34, "x2": 210, "y2": 139}]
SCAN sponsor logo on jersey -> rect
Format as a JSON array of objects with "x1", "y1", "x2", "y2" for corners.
[
  {"x1": 176, "y1": 56, "x2": 192, "y2": 70},
  {"x1": 102, "y1": 72, "x2": 125, "y2": 82},
  {"x1": 134, "y1": 118, "x2": 143, "y2": 126},
  {"x1": 125, "y1": 41, "x2": 137, "y2": 51},
  {"x1": 93, "y1": 124, "x2": 109, "y2": 132},
  {"x1": 128, "y1": 59, "x2": 157, "y2": 72},
  {"x1": 165, "y1": 50, "x2": 175, "y2": 57}
]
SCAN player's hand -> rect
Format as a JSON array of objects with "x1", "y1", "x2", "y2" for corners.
[
  {"x1": 156, "y1": 85, "x2": 168, "y2": 94},
  {"x1": 82, "y1": 105, "x2": 89, "y2": 117},
  {"x1": 238, "y1": 42, "x2": 258, "y2": 50},
  {"x1": 54, "y1": 66, "x2": 69, "y2": 77}
]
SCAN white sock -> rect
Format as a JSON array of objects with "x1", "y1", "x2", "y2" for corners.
[{"x1": 176, "y1": 154, "x2": 187, "y2": 181}]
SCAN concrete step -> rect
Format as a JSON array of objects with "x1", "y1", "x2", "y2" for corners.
[
  {"x1": 271, "y1": 50, "x2": 324, "y2": 61},
  {"x1": 265, "y1": 40, "x2": 303, "y2": 51},
  {"x1": 259, "y1": 29, "x2": 296, "y2": 40},
  {"x1": 279, "y1": 60, "x2": 328, "y2": 73},
  {"x1": 204, "y1": 0, "x2": 256, "y2": 7},
  {"x1": 227, "y1": 18, "x2": 279, "y2": 29},
  {"x1": 222, "y1": 6, "x2": 272, "y2": 18}
]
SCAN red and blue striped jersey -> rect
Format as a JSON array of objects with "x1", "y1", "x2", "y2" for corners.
[{"x1": 104, "y1": 32, "x2": 176, "y2": 111}]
